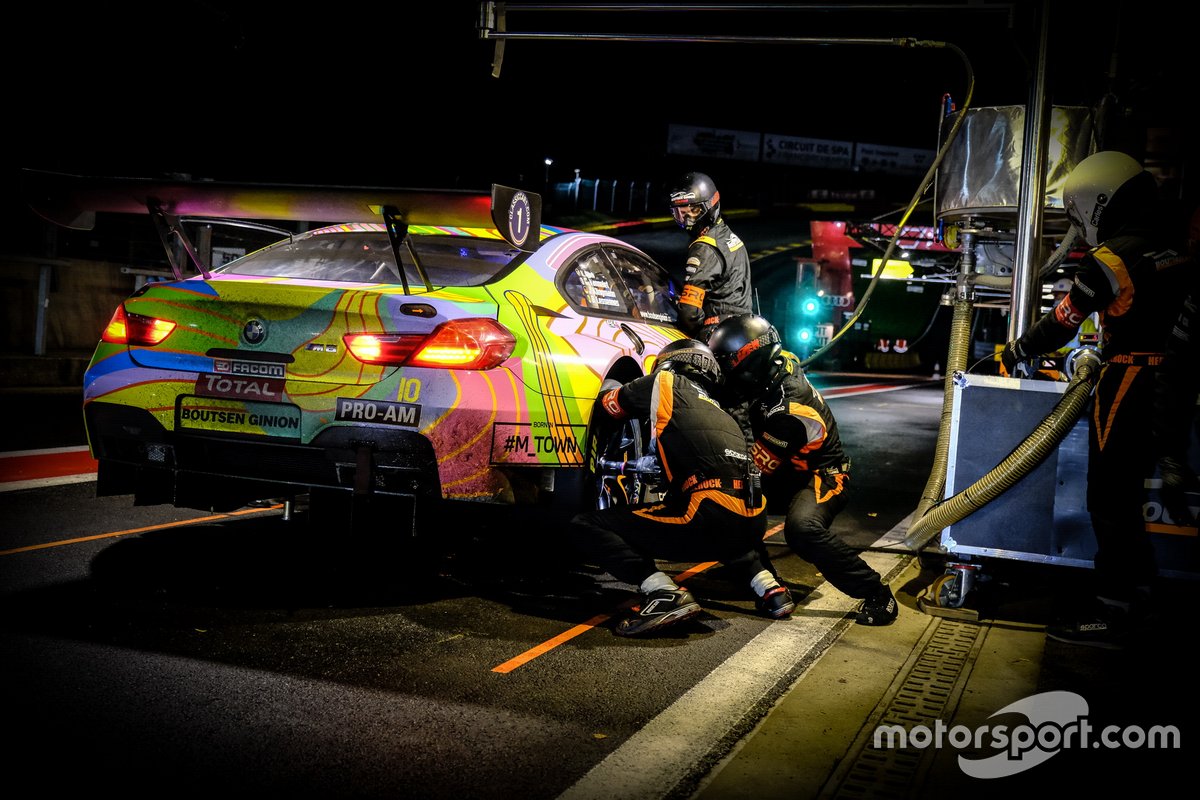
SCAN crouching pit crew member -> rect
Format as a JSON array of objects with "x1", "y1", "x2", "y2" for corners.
[
  {"x1": 708, "y1": 314, "x2": 898, "y2": 626},
  {"x1": 569, "y1": 338, "x2": 794, "y2": 636}
]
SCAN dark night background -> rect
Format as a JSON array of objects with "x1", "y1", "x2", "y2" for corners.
[{"x1": 3, "y1": 1, "x2": 1195, "y2": 240}]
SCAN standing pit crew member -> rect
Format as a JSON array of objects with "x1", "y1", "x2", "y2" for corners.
[
  {"x1": 668, "y1": 172, "x2": 754, "y2": 341},
  {"x1": 1001, "y1": 150, "x2": 1193, "y2": 647},
  {"x1": 569, "y1": 338, "x2": 795, "y2": 636}
]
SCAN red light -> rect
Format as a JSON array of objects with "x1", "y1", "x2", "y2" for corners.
[
  {"x1": 343, "y1": 319, "x2": 515, "y2": 370},
  {"x1": 409, "y1": 319, "x2": 516, "y2": 369},
  {"x1": 343, "y1": 333, "x2": 425, "y2": 365},
  {"x1": 101, "y1": 306, "x2": 176, "y2": 345}
]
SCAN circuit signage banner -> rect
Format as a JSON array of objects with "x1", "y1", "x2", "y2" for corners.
[
  {"x1": 666, "y1": 124, "x2": 761, "y2": 162},
  {"x1": 855, "y1": 142, "x2": 936, "y2": 175},
  {"x1": 763, "y1": 134, "x2": 853, "y2": 170}
]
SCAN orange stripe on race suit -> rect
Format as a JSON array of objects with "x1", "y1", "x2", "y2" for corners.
[
  {"x1": 789, "y1": 403, "x2": 828, "y2": 460},
  {"x1": 1092, "y1": 246, "x2": 1134, "y2": 318},
  {"x1": 632, "y1": 488, "x2": 766, "y2": 523},
  {"x1": 653, "y1": 372, "x2": 676, "y2": 483},
  {"x1": 813, "y1": 471, "x2": 848, "y2": 504},
  {"x1": 1093, "y1": 364, "x2": 1140, "y2": 452},
  {"x1": 653, "y1": 372, "x2": 674, "y2": 441},
  {"x1": 679, "y1": 284, "x2": 706, "y2": 309}
]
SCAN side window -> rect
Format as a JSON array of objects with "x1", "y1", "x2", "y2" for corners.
[
  {"x1": 561, "y1": 250, "x2": 634, "y2": 318},
  {"x1": 604, "y1": 247, "x2": 679, "y2": 324}
]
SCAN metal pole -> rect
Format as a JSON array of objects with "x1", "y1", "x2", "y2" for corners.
[
  {"x1": 34, "y1": 264, "x2": 51, "y2": 356},
  {"x1": 1007, "y1": 0, "x2": 1052, "y2": 340}
]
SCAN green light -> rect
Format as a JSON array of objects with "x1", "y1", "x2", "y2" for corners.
[
  {"x1": 797, "y1": 328, "x2": 813, "y2": 342},
  {"x1": 800, "y1": 295, "x2": 820, "y2": 315}
]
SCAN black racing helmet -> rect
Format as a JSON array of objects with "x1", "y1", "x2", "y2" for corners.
[
  {"x1": 668, "y1": 172, "x2": 721, "y2": 234},
  {"x1": 707, "y1": 314, "x2": 785, "y2": 400},
  {"x1": 655, "y1": 337, "x2": 723, "y2": 392}
]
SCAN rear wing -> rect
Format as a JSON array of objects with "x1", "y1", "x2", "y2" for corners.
[{"x1": 19, "y1": 169, "x2": 543, "y2": 282}]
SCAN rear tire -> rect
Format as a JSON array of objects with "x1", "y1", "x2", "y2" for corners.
[
  {"x1": 546, "y1": 379, "x2": 664, "y2": 517},
  {"x1": 592, "y1": 415, "x2": 652, "y2": 509},
  {"x1": 586, "y1": 379, "x2": 664, "y2": 510}
]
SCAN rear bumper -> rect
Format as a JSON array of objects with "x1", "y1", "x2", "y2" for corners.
[{"x1": 86, "y1": 402, "x2": 440, "y2": 506}]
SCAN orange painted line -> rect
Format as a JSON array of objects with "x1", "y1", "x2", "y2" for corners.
[
  {"x1": 491, "y1": 522, "x2": 786, "y2": 673},
  {"x1": 675, "y1": 561, "x2": 720, "y2": 581},
  {"x1": 0, "y1": 447, "x2": 97, "y2": 482},
  {"x1": 492, "y1": 607, "x2": 634, "y2": 674},
  {"x1": 0, "y1": 504, "x2": 283, "y2": 556}
]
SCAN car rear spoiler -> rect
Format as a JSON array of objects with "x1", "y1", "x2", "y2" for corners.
[{"x1": 19, "y1": 169, "x2": 543, "y2": 283}]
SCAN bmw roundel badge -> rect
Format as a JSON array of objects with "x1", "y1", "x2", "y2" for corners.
[{"x1": 242, "y1": 319, "x2": 268, "y2": 345}]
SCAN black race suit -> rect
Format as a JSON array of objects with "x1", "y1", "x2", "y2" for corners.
[
  {"x1": 1014, "y1": 228, "x2": 1193, "y2": 599},
  {"x1": 1153, "y1": 265, "x2": 1200, "y2": 464},
  {"x1": 570, "y1": 370, "x2": 770, "y2": 588},
  {"x1": 677, "y1": 220, "x2": 754, "y2": 340},
  {"x1": 743, "y1": 362, "x2": 884, "y2": 599}
]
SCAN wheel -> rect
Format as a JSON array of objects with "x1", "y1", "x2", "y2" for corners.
[
  {"x1": 593, "y1": 415, "x2": 655, "y2": 509},
  {"x1": 585, "y1": 379, "x2": 662, "y2": 510},
  {"x1": 930, "y1": 571, "x2": 965, "y2": 608}
]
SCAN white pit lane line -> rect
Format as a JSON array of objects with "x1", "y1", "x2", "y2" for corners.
[
  {"x1": 558, "y1": 549, "x2": 910, "y2": 800},
  {"x1": 1, "y1": 474, "x2": 97, "y2": 492}
]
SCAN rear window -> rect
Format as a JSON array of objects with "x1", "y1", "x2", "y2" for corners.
[{"x1": 216, "y1": 227, "x2": 521, "y2": 286}]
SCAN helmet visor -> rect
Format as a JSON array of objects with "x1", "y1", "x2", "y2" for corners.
[{"x1": 672, "y1": 204, "x2": 704, "y2": 228}]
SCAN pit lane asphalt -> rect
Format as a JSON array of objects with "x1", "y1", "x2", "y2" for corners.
[
  {"x1": 0, "y1": 375, "x2": 940, "y2": 799},
  {"x1": 0, "y1": 216, "x2": 942, "y2": 796}
]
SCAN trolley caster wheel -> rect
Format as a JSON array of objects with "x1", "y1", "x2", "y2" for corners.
[
  {"x1": 930, "y1": 572, "x2": 964, "y2": 608},
  {"x1": 930, "y1": 561, "x2": 983, "y2": 609}
]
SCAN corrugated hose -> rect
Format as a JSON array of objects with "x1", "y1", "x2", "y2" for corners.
[{"x1": 902, "y1": 346, "x2": 1102, "y2": 550}]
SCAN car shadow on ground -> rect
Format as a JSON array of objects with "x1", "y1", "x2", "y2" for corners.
[{"x1": 1, "y1": 500, "x2": 705, "y2": 643}]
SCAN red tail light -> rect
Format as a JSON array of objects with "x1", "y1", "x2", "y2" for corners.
[
  {"x1": 101, "y1": 306, "x2": 177, "y2": 345},
  {"x1": 342, "y1": 333, "x2": 426, "y2": 365},
  {"x1": 344, "y1": 318, "x2": 516, "y2": 370}
]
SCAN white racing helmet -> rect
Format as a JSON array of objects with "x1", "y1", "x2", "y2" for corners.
[{"x1": 1062, "y1": 151, "x2": 1149, "y2": 247}]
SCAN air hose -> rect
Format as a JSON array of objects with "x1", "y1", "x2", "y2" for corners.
[
  {"x1": 909, "y1": 220, "x2": 983, "y2": 525},
  {"x1": 903, "y1": 346, "x2": 1102, "y2": 550},
  {"x1": 910, "y1": 296, "x2": 975, "y2": 522},
  {"x1": 904, "y1": 223, "x2": 1084, "y2": 547}
]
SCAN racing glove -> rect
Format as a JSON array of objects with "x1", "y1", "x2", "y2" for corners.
[
  {"x1": 597, "y1": 454, "x2": 661, "y2": 477},
  {"x1": 626, "y1": 455, "x2": 662, "y2": 476},
  {"x1": 1000, "y1": 340, "x2": 1028, "y2": 375},
  {"x1": 1158, "y1": 456, "x2": 1200, "y2": 526}
]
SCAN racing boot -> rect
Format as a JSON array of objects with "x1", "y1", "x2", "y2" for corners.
[
  {"x1": 616, "y1": 588, "x2": 701, "y2": 636},
  {"x1": 755, "y1": 585, "x2": 796, "y2": 619},
  {"x1": 1046, "y1": 595, "x2": 1134, "y2": 650},
  {"x1": 855, "y1": 585, "x2": 898, "y2": 626}
]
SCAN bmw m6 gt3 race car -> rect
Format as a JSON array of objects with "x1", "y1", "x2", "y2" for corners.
[{"x1": 23, "y1": 170, "x2": 682, "y2": 531}]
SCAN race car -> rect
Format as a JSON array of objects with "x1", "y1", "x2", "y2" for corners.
[{"x1": 22, "y1": 170, "x2": 682, "y2": 531}]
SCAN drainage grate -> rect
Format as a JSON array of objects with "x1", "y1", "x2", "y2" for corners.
[{"x1": 823, "y1": 617, "x2": 986, "y2": 798}]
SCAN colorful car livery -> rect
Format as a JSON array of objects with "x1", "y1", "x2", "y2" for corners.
[{"x1": 23, "y1": 171, "x2": 682, "y2": 526}]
